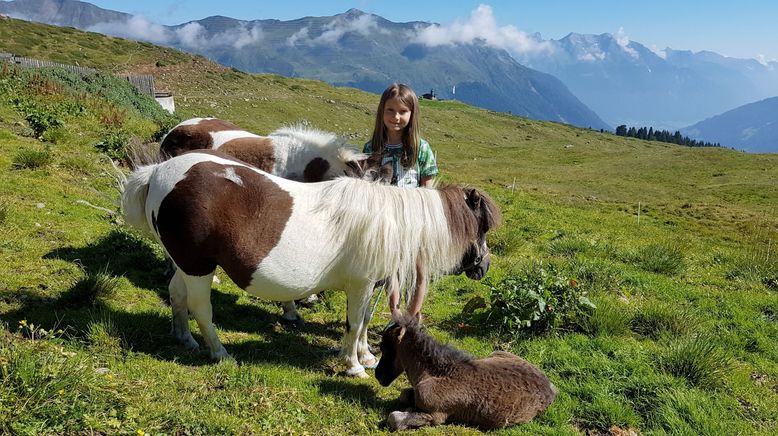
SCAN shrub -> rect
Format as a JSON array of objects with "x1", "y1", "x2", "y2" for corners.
[
  {"x1": 660, "y1": 335, "x2": 731, "y2": 390},
  {"x1": 11, "y1": 147, "x2": 51, "y2": 169},
  {"x1": 483, "y1": 263, "x2": 595, "y2": 335},
  {"x1": 23, "y1": 104, "x2": 63, "y2": 138}
]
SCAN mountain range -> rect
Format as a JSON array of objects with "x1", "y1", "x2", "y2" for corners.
[
  {"x1": 681, "y1": 97, "x2": 778, "y2": 153},
  {"x1": 1, "y1": 0, "x2": 776, "y2": 152},
  {"x1": 515, "y1": 33, "x2": 778, "y2": 130},
  {"x1": 0, "y1": 0, "x2": 609, "y2": 130}
]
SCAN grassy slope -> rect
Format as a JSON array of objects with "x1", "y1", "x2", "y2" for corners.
[{"x1": 1, "y1": 17, "x2": 777, "y2": 435}]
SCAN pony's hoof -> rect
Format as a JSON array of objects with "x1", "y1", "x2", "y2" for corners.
[
  {"x1": 344, "y1": 366, "x2": 370, "y2": 378},
  {"x1": 279, "y1": 315, "x2": 305, "y2": 327},
  {"x1": 210, "y1": 348, "x2": 233, "y2": 361},
  {"x1": 387, "y1": 411, "x2": 409, "y2": 431},
  {"x1": 360, "y1": 354, "x2": 378, "y2": 369}
]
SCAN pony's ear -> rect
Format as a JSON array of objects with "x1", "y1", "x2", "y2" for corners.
[
  {"x1": 344, "y1": 160, "x2": 365, "y2": 177},
  {"x1": 397, "y1": 326, "x2": 407, "y2": 343},
  {"x1": 466, "y1": 188, "x2": 483, "y2": 210}
]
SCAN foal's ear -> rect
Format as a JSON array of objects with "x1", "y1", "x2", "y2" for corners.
[
  {"x1": 397, "y1": 326, "x2": 407, "y2": 343},
  {"x1": 344, "y1": 160, "x2": 365, "y2": 177}
]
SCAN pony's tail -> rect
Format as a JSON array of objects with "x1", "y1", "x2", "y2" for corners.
[{"x1": 121, "y1": 164, "x2": 155, "y2": 236}]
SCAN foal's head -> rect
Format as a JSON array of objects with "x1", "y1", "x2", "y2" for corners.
[{"x1": 375, "y1": 315, "x2": 419, "y2": 387}]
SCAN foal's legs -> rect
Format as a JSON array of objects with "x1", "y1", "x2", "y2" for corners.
[
  {"x1": 169, "y1": 268, "x2": 199, "y2": 350},
  {"x1": 387, "y1": 410, "x2": 448, "y2": 431},
  {"x1": 181, "y1": 271, "x2": 230, "y2": 360}
]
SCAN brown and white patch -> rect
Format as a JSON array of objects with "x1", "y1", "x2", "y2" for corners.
[
  {"x1": 218, "y1": 137, "x2": 276, "y2": 173},
  {"x1": 156, "y1": 160, "x2": 293, "y2": 288},
  {"x1": 159, "y1": 118, "x2": 243, "y2": 158}
]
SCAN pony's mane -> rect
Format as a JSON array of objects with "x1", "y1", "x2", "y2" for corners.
[
  {"x1": 394, "y1": 314, "x2": 473, "y2": 373},
  {"x1": 270, "y1": 124, "x2": 365, "y2": 164},
  {"x1": 316, "y1": 178, "x2": 468, "y2": 295}
]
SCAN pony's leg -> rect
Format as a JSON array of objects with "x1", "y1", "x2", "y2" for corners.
[
  {"x1": 387, "y1": 410, "x2": 447, "y2": 431},
  {"x1": 340, "y1": 285, "x2": 372, "y2": 378},
  {"x1": 357, "y1": 300, "x2": 377, "y2": 368},
  {"x1": 169, "y1": 268, "x2": 199, "y2": 350},
  {"x1": 280, "y1": 300, "x2": 304, "y2": 327},
  {"x1": 181, "y1": 272, "x2": 230, "y2": 360}
]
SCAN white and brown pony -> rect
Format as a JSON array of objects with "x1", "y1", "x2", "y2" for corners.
[
  {"x1": 159, "y1": 117, "x2": 374, "y2": 182},
  {"x1": 159, "y1": 117, "x2": 381, "y2": 324},
  {"x1": 121, "y1": 150, "x2": 499, "y2": 377},
  {"x1": 376, "y1": 314, "x2": 557, "y2": 430}
]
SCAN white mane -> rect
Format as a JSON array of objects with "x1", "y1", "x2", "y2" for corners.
[
  {"x1": 270, "y1": 124, "x2": 366, "y2": 168},
  {"x1": 315, "y1": 177, "x2": 467, "y2": 299}
]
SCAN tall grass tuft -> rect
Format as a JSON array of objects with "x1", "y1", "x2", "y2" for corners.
[
  {"x1": 632, "y1": 243, "x2": 685, "y2": 275},
  {"x1": 11, "y1": 147, "x2": 52, "y2": 169},
  {"x1": 549, "y1": 237, "x2": 590, "y2": 257},
  {"x1": 0, "y1": 200, "x2": 8, "y2": 224},
  {"x1": 660, "y1": 335, "x2": 731, "y2": 390},
  {"x1": 85, "y1": 315, "x2": 123, "y2": 353},
  {"x1": 60, "y1": 268, "x2": 121, "y2": 307},
  {"x1": 577, "y1": 296, "x2": 631, "y2": 337},
  {"x1": 631, "y1": 300, "x2": 696, "y2": 339}
]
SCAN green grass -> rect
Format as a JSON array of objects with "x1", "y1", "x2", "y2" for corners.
[{"x1": 1, "y1": 17, "x2": 777, "y2": 435}]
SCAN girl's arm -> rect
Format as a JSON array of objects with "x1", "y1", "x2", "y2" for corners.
[{"x1": 419, "y1": 175, "x2": 435, "y2": 187}]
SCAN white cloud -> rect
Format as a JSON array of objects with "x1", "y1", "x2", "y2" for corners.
[
  {"x1": 86, "y1": 15, "x2": 262, "y2": 50},
  {"x1": 288, "y1": 14, "x2": 383, "y2": 46},
  {"x1": 411, "y1": 4, "x2": 551, "y2": 55},
  {"x1": 615, "y1": 27, "x2": 638, "y2": 58},
  {"x1": 87, "y1": 15, "x2": 172, "y2": 44}
]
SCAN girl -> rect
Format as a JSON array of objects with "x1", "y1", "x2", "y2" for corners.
[{"x1": 364, "y1": 83, "x2": 438, "y2": 319}]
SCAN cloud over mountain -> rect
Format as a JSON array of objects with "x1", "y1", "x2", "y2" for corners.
[{"x1": 411, "y1": 5, "x2": 551, "y2": 56}]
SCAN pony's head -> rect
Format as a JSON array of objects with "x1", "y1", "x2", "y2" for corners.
[
  {"x1": 343, "y1": 153, "x2": 393, "y2": 183},
  {"x1": 443, "y1": 186, "x2": 501, "y2": 280}
]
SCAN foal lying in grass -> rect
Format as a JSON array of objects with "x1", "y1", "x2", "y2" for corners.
[{"x1": 375, "y1": 314, "x2": 557, "y2": 430}]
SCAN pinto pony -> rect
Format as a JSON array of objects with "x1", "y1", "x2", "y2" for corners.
[
  {"x1": 159, "y1": 117, "x2": 373, "y2": 182},
  {"x1": 121, "y1": 150, "x2": 499, "y2": 377},
  {"x1": 376, "y1": 314, "x2": 557, "y2": 430}
]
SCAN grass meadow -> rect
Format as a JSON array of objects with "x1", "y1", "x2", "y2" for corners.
[{"x1": 1, "y1": 17, "x2": 777, "y2": 435}]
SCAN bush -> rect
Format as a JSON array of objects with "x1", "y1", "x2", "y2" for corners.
[{"x1": 483, "y1": 263, "x2": 595, "y2": 335}]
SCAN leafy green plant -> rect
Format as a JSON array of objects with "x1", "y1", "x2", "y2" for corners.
[
  {"x1": 660, "y1": 335, "x2": 731, "y2": 390},
  {"x1": 95, "y1": 129, "x2": 130, "y2": 159},
  {"x1": 483, "y1": 263, "x2": 595, "y2": 334},
  {"x1": 12, "y1": 147, "x2": 51, "y2": 169}
]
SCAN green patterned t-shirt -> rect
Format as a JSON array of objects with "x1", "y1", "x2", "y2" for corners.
[{"x1": 363, "y1": 138, "x2": 438, "y2": 187}]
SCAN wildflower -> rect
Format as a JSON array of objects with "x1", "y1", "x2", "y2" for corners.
[
  {"x1": 136, "y1": 430, "x2": 146, "y2": 436},
  {"x1": 58, "y1": 389, "x2": 64, "y2": 395},
  {"x1": 105, "y1": 373, "x2": 113, "y2": 381},
  {"x1": 18, "y1": 320, "x2": 27, "y2": 328}
]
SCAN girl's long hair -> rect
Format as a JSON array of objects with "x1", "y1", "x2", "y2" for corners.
[{"x1": 369, "y1": 83, "x2": 421, "y2": 169}]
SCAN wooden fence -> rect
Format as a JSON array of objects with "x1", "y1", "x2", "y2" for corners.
[{"x1": 0, "y1": 52, "x2": 157, "y2": 97}]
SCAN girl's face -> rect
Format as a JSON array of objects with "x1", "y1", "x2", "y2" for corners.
[{"x1": 382, "y1": 97, "x2": 412, "y2": 140}]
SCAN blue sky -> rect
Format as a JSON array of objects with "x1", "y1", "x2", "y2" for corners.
[{"x1": 79, "y1": 0, "x2": 778, "y2": 61}]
